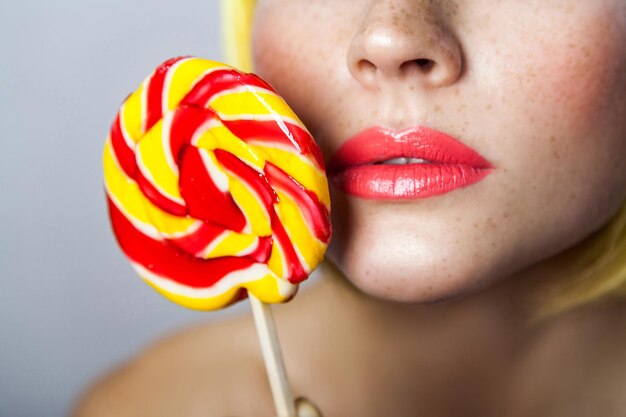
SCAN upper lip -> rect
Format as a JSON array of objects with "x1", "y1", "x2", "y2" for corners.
[{"x1": 327, "y1": 125, "x2": 493, "y2": 172}]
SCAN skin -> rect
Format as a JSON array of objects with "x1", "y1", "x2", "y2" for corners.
[
  {"x1": 74, "y1": 1, "x2": 626, "y2": 416},
  {"x1": 252, "y1": 0, "x2": 626, "y2": 303}
]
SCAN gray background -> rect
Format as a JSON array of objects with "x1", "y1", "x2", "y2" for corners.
[{"x1": 0, "y1": 1, "x2": 247, "y2": 416}]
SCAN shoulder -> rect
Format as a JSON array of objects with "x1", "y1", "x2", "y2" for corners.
[{"x1": 71, "y1": 314, "x2": 274, "y2": 417}]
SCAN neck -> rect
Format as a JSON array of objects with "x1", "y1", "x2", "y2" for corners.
[
  {"x1": 283, "y1": 258, "x2": 579, "y2": 413},
  {"x1": 306, "y1": 257, "x2": 567, "y2": 353}
]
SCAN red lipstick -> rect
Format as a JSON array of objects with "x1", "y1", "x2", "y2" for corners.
[{"x1": 327, "y1": 126, "x2": 494, "y2": 199}]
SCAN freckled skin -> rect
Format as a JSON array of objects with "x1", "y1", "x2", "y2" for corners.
[{"x1": 253, "y1": 0, "x2": 626, "y2": 302}]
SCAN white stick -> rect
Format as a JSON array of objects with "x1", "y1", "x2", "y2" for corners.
[{"x1": 249, "y1": 294, "x2": 297, "y2": 417}]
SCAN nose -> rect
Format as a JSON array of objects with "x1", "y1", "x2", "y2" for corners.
[{"x1": 347, "y1": 0, "x2": 463, "y2": 90}]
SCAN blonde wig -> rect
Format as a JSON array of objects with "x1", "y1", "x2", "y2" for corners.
[{"x1": 219, "y1": 0, "x2": 626, "y2": 320}]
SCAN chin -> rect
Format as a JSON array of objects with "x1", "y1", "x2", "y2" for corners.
[{"x1": 327, "y1": 236, "x2": 507, "y2": 305}]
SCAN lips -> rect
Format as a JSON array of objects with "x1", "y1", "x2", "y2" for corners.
[{"x1": 327, "y1": 126, "x2": 494, "y2": 199}]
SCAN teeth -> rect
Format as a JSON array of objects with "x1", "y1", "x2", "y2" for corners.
[{"x1": 378, "y1": 157, "x2": 431, "y2": 165}]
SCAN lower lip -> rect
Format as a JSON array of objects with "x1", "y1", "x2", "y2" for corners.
[{"x1": 330, "y1": 163, "x2": 493, "y2": 199}]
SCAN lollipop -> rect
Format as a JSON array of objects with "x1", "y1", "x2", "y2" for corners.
[{"x1": 103, "y1": 56, "x2": 331, "y2": 311}]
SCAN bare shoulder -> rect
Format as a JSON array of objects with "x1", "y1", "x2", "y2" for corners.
[{"x1": 71, "y1": 313, "x2": 273, "y2": 417}]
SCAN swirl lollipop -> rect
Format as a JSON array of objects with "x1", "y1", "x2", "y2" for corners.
[
  {"x1": 103, "y1": 56, "x2": 330, "y2": 417},
  {"x1": 103, "y1": 56, "x2": 331, "y2": 311}
]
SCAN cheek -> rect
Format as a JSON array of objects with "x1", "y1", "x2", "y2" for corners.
[
  {"x1": 536, "y1": 39, "x2": 624, "y2": 134},
  {"x1": 507, "y1": 7, "x2": 626, "y2": 135},
  {"x1": 539, "y1": 26, "x2": 626, "y2": 210},
  {"x1": 252, "y1": 4, "x2": 342, "y2": 103},
  {"x1": 252, "y1": 2, "x2": 357, "y2": 157},
  {"x1": 252, "y1": 7, "x2": 312, "y2": 96},
  {"x1": 484, "y1": 5, "x2": 626, "y2": 234}
]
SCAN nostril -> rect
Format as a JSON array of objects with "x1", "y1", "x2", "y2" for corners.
[
  {"x1": 356, "y1": 59, "x2": 377, "y2": 74},
  {"x1": 415, "y1": 58, "x2": 435, "y2": 71},
  {"x1": 355, "y1": 59, "x2": 378, "y2": 85},
  {"x1": 400, "y1": 58, "x2": 436, "y2": 75},
  {"x1": 354, "y1": 58, "x2": 439, "y2": 83}
]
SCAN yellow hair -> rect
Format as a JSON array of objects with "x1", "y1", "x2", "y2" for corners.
[
  {"x1": 220, "y1": 0, "x2": 256, "y2": 72},
  {"x1": 220, "y1": 0, "x2": 626, "y2": 320},
  {"x1": 530, "y1": 203, "x2": 626, "y2": 320}
]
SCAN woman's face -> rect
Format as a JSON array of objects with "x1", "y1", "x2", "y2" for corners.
[{"x1": 252, "y1": 0, "x2": 626, "y2": 302}]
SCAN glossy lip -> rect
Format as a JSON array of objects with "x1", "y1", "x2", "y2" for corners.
[{"x1": 327, "y1": 125, "x2": 495, "y2": 199}]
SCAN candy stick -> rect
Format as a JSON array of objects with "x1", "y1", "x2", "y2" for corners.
[{"x1": 249, "y1": 294, "x2": 297, "y2": 417}]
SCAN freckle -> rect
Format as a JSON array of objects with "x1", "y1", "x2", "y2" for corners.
[
  {"x1": 485, "y1": 103, "x2": 492, "y2": 110},
  {"x1": 434, "y1": 105, "x2": 441, "y2": 112},
  {"x1": 550, "y1": 135, "x2": 556, "y2": 142},
  {"x1": 552, "y1": 150, "x2": 560, "y2": 160}
]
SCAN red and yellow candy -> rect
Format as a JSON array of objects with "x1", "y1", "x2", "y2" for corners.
[{"x1": 103, "y1": 57, "x2": 331, "y2": 310}]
